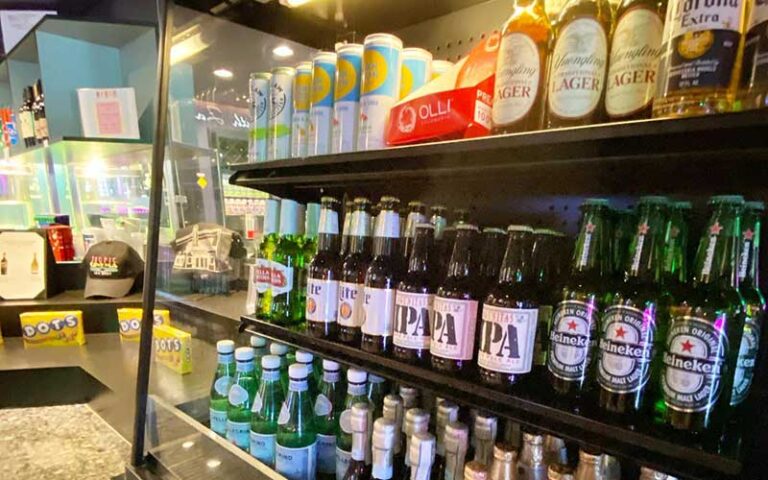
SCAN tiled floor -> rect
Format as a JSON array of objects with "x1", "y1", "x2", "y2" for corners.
[{"x1": 0, "y1": 404, "x2": 129, "y2": 479}]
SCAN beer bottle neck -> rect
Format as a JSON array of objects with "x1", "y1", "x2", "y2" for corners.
[
  {"x1": 662, "y1": 210, "x2": 689, "y2": 285},
  {"x1": 447, "y1": 229, "x2": 476, "y2": 279},
  {"x1": 348, "y1": 208, "x2": 372, "y2": 255},
  {"x1": 693, "y1": 205, "x2": 741, "y2": 288},
  {"x1": 625, "y1": 204, "x2": 666, "y2": 283},
  {"x1": 317, "y1": 207, "x2": 340, "y2": 253},
  {"x1": 373, "y1": 209, "x2": 400, "y2": 257},
  {"x1": 498, "y1": 232, "x2": 533, "y2": 284},
  {"x1": 407, "y1": 228, "x2": 433, "y2": 274},
  {"x1": 738, "y1": 210, "x2": 761, "y2": 287},
  {"x1": 571, "y1": 207, "x2": 610, "y2": 278}
]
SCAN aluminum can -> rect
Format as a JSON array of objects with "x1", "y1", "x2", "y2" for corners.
[
  {"x1": 332, "y1": 43, "x2": 363, "y2": 154},
  {"x1": 268, "y1": 66, "x2": 295, "y2": 160},
  {"x1": 309, "y1": 51, "x2": 337, "y2": 156},
  {"x1": 400, "y1": 47, "x2": 432, "y2": 99},
  {"x1": 357, "y1": 33, "x2": 403, "y2": 151},
  {"x1": 248, "y1": 72, "x2": 271, "y2": 162},
  {"x1": 291, "y1": 62, "x2": 312, "y2": 158}
]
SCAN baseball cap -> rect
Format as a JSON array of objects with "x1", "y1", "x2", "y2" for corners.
[{"x1": 83, "y1": 241, "x2": 144, "y2": 299}]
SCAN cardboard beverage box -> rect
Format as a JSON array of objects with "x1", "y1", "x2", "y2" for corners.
[
  {"x1": 20, "y1": 311, "x2": 85, "y2": 348},
  {"x1": 152, "y1": 324, "x2": 192, "y2": 375},
  {"x1": 117, "y1": 308, "x2": 171, "y2": 342}
]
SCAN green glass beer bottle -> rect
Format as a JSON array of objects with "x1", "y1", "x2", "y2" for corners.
[
  {"x1": 276, "y1": 364, "x2": 318, "y2": 480},
  {"x1": 209, "y1": 340, "x2": 236, "y2": 437},
  {"x1": 316, "y1": 360, "x2": 345, "y2": 480},
  {"x1": 272, "y1": 199, "x2": 307, "y2": 326},
  {"x1": 250, "y1": 355, "x2": 285, "y2": 466},
  {"x1": 531, "y1": 229, "x2": 562, "y2": 373},
  {"x1": 338, "y1": 368, "x2": 373, "y2": 480},
  {"x1": 547, "y1": 198, "x2": 611, "y2": 397},
  {"x1": 597, "y1": 196, "x2": 668, "y2": 415},
  {"x1": 367, "y1": 374, "x2": 388, "y2": 419},
  {"x1": 257, "y1": 199, "x2": 280, "y2": 320},
  {"x1": 307, "y1": 196, "x2": 343, "y2": 339},
  {"x1": 661, "y1": 201, "x2": 692, "y2": 301},
  {"x1": 731, "y1": 201, "x2": 765, "y2": 408},
  {"x1": 659, "y1": 195, "x2": 746, "y2": 434},
  {"x1": 227, "y1": 347, "x2": 258, "y2": 450}
]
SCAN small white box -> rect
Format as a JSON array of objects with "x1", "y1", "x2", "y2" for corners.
[{"x1": 77, "y1": 87, "x2": 140, "y2": 139}]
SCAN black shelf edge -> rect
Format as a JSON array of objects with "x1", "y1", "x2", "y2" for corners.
[{"x1": 240, "y1": 315, "x2": 742, "y2": 480}]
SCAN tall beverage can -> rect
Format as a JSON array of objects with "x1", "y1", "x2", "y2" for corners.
[
  {"x1": 357, "y1": 33, "x2": 403, "y2": 151},
  {"x1": 400, "y1": 47, "x2": 432, "y2": 99},
  {"x1": 309, "y1": 51, "x2": 337, "y2": 156},
  {"x1": 268, "y1": 66, "x2": 295, "y2": 160},
  {"x1": 332, "y1": 43, "x2": 363, "y2": 154},
  {"x1": 248, "y1": 72, "x2": 271, "y2": 163},
  {"x1": 291, "y1": 62, "x2": 312, "y2": 158}
]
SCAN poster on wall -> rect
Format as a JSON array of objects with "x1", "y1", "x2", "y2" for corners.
[{"x1": 0, "y1": 230, "x2": 46, "y2": 300}]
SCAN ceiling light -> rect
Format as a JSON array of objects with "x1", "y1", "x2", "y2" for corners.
[
  {"x1": 272, "y1": 45, "x2": 294, "y2": 58},
  {"x1": 213, "y1": 68, "x2": 233, "y2": 79},
  {"x1": 281, "y1": 0, "x2": 312, "y2": 6}
]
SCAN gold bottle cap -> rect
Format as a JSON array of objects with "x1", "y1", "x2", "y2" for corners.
[
  {"x1": 492, "y1": 442, "x2": 517, "y2": 462},
  {"x1": 464, "y1": 461, "x2": 488, "y2": 480}
]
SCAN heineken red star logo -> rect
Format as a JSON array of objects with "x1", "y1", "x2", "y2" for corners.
[
  {"x1": 681, "y1": 340, "x2": 694, "y2": 353},
  {"x1": 638, "y1": 222, "x2": 650, "y2": 235},
  {"x1": 615, "y1": 326, "x2": 626, "y2": 339},
  {"x1": 709, "y1": 222, "x2": 723, "y2": 236},
  {"x1": 567, "y1": 320, "x2": 578, "y2": 331},
  {"x1": 585, "y1": 222, "x2": 596, "y2": 233},
  {"x1": 744, "y1": 228, "x2": 754, "y2": 240}
]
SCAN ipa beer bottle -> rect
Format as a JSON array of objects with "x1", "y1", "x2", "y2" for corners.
[
  {"x1": 257, "y1": 199, "x2": 280, "y2": 319},
  {"x1": 307, "y1": 196, "x2": 343, "y2": 339},
  {"x1": 316, "y1": 360, "x2": 345, "y2": 480},
  {"x1": 342, "y1": 402, "x2": 373, "y2": 480},
  {"x1": 395, "y1": 224, "x2": 437, "y2": 365},
  {"x1": 276, "y1": 364, "x2": 318, "y2": 480},
  {"x1": 209, "y1": 340, "x2": 236, "y2": 437},
  {"x1": 479, "y1": 226, "x2": 540, "y2": 389},
  {"x1": 227, "y1": 347, "x2": 258, "y2": 450},
  {"x1": 363, "y1": 197, "x2": 402, "y2": 354},
  {"x1": 547, "y1": 199, "x2": 611, "y2": 397},
  {"x1": 659, "y1": 196, "x2": 746, "y2": 434},
  {"x1": 431, "y1": 224, "x2": 481, "y2": 374},
  {"x1": 250, "y1": 355, "x2": 285, "y2": 467},
  {"x1": 403, "y1": 201, "x2": 428, "y2": 262},
  {"x1": 372, "y1": 418, "x2": 398, "y2": 480},
  {"x1": 597, "y1": 196, "x2": 668, "y2": 415},
  {"x1": 272, "y1": 199, "x2": 307, "y2": 326},
  {"x1": 338, "y1": 369, "x2": 373, "y2": 479},
  {"x1": 492, "y1": 0, "x2": 552, "y2": 133},
  {"x1": 340, "y1": 198, "x2": 374, "y2": 345}
]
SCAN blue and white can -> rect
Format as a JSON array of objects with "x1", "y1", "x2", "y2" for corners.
[
  {"x1": 332, "y1": 43, "x2": 363, "y2": 154},
  {"x1": 291, "y1": 62, "x2": 312, "y2": 159},
  {"x1": 309, "y1": 51, "x2": 337, "y2": 156},
  {"x1": 400, "y1": 47, "x2": 433, "y2": 99},
  {"x1": 268, "y1": 66, "x2": 295, "y2": 161},
  {"x1": 248, "y1": 72, "x2": 271, "y2": 163},
  {"x1": 357, "y1": 33, "x2": 403, "y2": 151}
]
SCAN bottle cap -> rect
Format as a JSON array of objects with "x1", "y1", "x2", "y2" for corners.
[
  {"x1": 399, "y1": 386, "x2": 419, "y2": 407},
  {"x1": 408, "y1": 200, "x2": 427, "y2": 209},
  {"x1": 709, "y1": 195, "x2": 744, "y2": 205},
  {"x1": 474, "y1": 413, "x2": 498, "y2": 441},
  {"x1": 322, "y1": 359, "x2": 340, "y2": 371},
  {"x1": 295, "y1": 350, "x2": 313, "y2": 363},
  {"x1": 216, "y1": 340, "x2": 235, "y2": 354},
  {"x1": 507, "y1": 224, "x2": 534, "y2": 233},
  {"x1": 639, "y1": 195, "x2": 670, "y2": 205},
  {"x1": 261, "y1": 355, "x2": 280, "y2": 369},
  {"x1": 379, "y1": 195, "x2": 401, "y2": 208},
  {"x1": 250, "y1": 336, "x2": 267, "y2": 348},
  {"x1": 463, "y1": 461, "x2": 488, "y2": 480},
  {"x1": 437, "y1": 400, "x2": 459, "y2": 420},
  {"x1": 235, "y1": 347, "x2": 255, "y2": 361},
  {"x1": 288, "y1": 363, "x2": 308, "y2": 379},
  {"x1": 445, "y1": 421, "x2": 469, "y2": 443},
  {"x1": 347, "y1": 368, "x2": 367, "y2": 384},
  {"x1": 548, "y1": 463, "x2": 575, "y2": 480},
  {"x1": 383, "y1": 394, "x2": 403, "y2": 422},
  {"x1": 404, "y1": 408, "x2": 430, "y2": 435},
  {"x1": 409, "y1": 432, "x2": 436, "y2": 468},
  {"x1": 456, "y1": 223, "x2": 479, "y2": 232},
  {"x1": 373, "y1": 417, "x2": 397, "y2": 448},
  {"x1": 270, "y1": 343, "x2": 289, "y2": 355},
  {"x1": 522, "y1": 431, "x2": 544, "y2": 445},
  {"x1": 578, "y1": 448, "x2": 602, "y2": 463},
  {"x1": 354, "y1": 196, "x2": 372, "y2": 206},
  {"x1": 746, "y1": 200, "x2": 765, "y2": 211},
  {"x1": 492, "y1": 443, "x2": 517, "y2": 462},
  {"x1": 369, "y1": 373, "x2": 385, "y2": 383},
  {"x1": 583, "y1": 198, "x2": 610, "y2": 207}
]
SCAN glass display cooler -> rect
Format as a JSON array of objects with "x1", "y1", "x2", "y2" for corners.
[{"x1": 129, "y1": 1, "x2": 768, "y2": 480}]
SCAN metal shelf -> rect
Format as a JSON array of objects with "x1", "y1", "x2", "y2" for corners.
[{"x1": 240, "y1": 315, "x2": 745, "y2": 480}]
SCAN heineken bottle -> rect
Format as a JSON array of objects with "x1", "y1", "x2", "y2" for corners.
[
  {"x1": 307, "y1": 196, "x2": 343, "y2": 339},
  {"x1": 659, "y1": 195, "x2": 746, "y2": 434},
  {"x1": 272, "y1": 199, "x2": 307, "y2": 326},
  {"x1": 731, "y1": 201, "x2": 766, "y2": 408},
  {"x1": 547, "y1": 199, "x2": 612, "y2": 397},
  {"x1": 531, "y1": 229, "x2": 562, "y2": 372},
  {"x1": 339, "y1": 198, "x2": 374, "y2": 345},
  {"x1": 250, "y1": 355, "x2": 285, "y2": 466},
  {"x1": 316, "y1": 360, "x2": 345, "y2": 480},
  {"x1": 209, "y1": 340, "x2": 235, "y2": 437},
  {"x1": 257, "y1": 199, "x2": 280, "y2": 319},
  {"x1": 276, "y1": 364, "x2": 318, "y2": 480},
  {"x1": 338, "y1": 368, "x2": 373, "y2": 479},
  {"x1": 227, "y1": 347, "x2": 258, "y2": 450},
  {"x1": 661, "y1": 201, "x2": 692, "y2": 308},
  {"x1": 367, "y1": 374, "x2": 388, "y2": 419},
  {"x1": 598, "y1": 196, "x2": 668, "y2": 415}
]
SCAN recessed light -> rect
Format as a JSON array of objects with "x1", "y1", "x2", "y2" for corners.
[
  {"x1": 282, "y1": 0, "x2": 312, "y2": 6},
  {"x1": 272, "y1": 45, "x2": 294, "y2": 58},
  {"x1": 213, "y1": 68, "x2": 233, "y2": 79},
  {"x1": 206, "y1": 459, "x2": 221, "y2": 469}
]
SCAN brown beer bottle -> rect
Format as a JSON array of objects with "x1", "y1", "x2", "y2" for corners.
[
  {"x1": 362, "y1": 196, "x2": 402, "y2": 354},
  {"x1": 431, "y1": 224, "x2": 481, "y2": 374},
  {"x1": 341, "y1": 200, "x2": 354, "y2": 258},
  {"x1": 403, "y1": 201, "x2": 428, "y2": 263},
  {"x1": 478, "y1": 228, "x2": 507, "y2": 299},
  {"x1": 339, "y1": 198, "x2": 373, "y2": 345},
  {"x1": 546, "y1": 0, "x2": 613, "y2": 128},
  {"x1": 307, "y1": 196, "x2": 343, "y2": 339}
]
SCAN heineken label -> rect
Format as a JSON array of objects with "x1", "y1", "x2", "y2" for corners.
[
  {"x1": 547, "y1": 300, "x2": 598, "y2": 381},
  {"x1": 597, "y1": 305, "x2": 655, "y2": 393},
  {"x1": 662, "y1": 315, "x2": 728, "y2": 413},
  {"x1": 338, "y1": 282, "x2": 365, "y2": 328},
  {"x1": 306, "y1": 278, "x2": 339, "y2": 323},
  {"x1": 477, "y1": 305, "x2": 538, "y2": 374},
  {"x1": 731, "y1": 314, "x2": 760, "y2": 406},
  {"x1": 430, "y1": 297, "x2": 479, "y2": 360},
  {"x1": 393, "y1": 291, "x2": 433, "y2": 350}
]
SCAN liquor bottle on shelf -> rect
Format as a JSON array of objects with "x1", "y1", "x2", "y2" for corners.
[
  {"x1": 343, "y1": 402, "x2": 373, "y2": 480},
  {"x1": 227, "y1": 347, "x2": 258, "y2": 450},
  {"x1": 407, "y1": 432, "x2": 436, "y2": 480},
  {"x1": 464, "y1": 461, "x2": 489, "y2": 480},
  {"x1": 368, "y1": 374, "x2": 388, "y2": 418},
  {"x1": 372, "y1": 418, "x2": 398, "y2": 480},
  {"x1": 33, "y1": 80, "x2": 49, "y2": 144},
  {"x1": 362, "y1": 196, "x2": 402, "y2": 354},
  {"x1": 316, "y1": 360, "x2": 345, "y2": 480},
  {"x1": 471, "y1": 413, "x2": 497, "y2": 467},
  {"x1": 440, "y1": 421, "x2": 469, "y2": 480},
  {"x1": 731, "y1": 201, "x2": 766, "y2": 409},
  {"x1": 19, "y1": 86, "x2": 36, "y2": 148},
  {"x1": 308, "y1": 196, "x2": 343, "y2": 339},
  {"x1": 659, "y1": 195, "x2": 746, "y2": 434},
  {"x1": 597, "y1": 196, "x2": 668, "y2": 415},
  {"x1": 739, "y1": 0, "x2": 768, "y2": 109},
  {"x1": 532, "y1": 229, "x2": 562, "y2": 372},
  {"x1": 518, "y1": 432, "x2": 547, "y2": 480},
  {"x1": 479, "y1": 225, "x2": 539, "y2": 389},
  {"x1": 488, "y1": 444, "x2": 516, "y2": 480},
  {"x1": 654, "y1": 0, "x2": 748, "y2": 117},
  {"x1": 342, "y1": 200, "x2": 355, "y2": 258},
  {"x1": 338, "y1": 369, "x2": 373, "y2": 479},
  {"x1": 431, "y1": 224, "x2": 481, "y2": 374},
  {"x1": 604, "y1": 0, "x2": 666, "y2": 121},
  {"x1": 394, "y1": 224, "x2": 436, "y2": 365},
  {"x1": 340, "y1": 198, "x2": 374, "y2": 345},
  {"x1": 433, "y1": 401, "x2": 460, "y2": 478},
  {"x1": 209, "y1": 340, "x2": 236, "y2": 437},
  {"x1": 276, "y1": 364, "x2": 318, "y2": 480},
  {"x1": 547, "y1": 199, "x2": 611, "y2": 397},
  {"x1": 401, "y1": 408, "x2": 430, "y2": 479},
  {"x1": 492, "y1": 0, "x2": 552, "y2": 133},
  {"x1": 272, "y1": 199, "x2": 306, "y2": 326},
  {"x1": 256, "y1": 199, "x2": 280, "y2": 319},
  {"x1": 403, "y1": 201, "x2": 428, "y2": 262},
  {"x1": 383, "y1": 394, "x2": 406, "y2": 477},
  {"x1": 546, "y1": 0, "x2": 612, "y2": 128},
  {"x1": 478, "y1": 228, "x2": 506, "y2": 298},
  {"x1": 250, "y1": 355, "x2": 285, "y2": 467},
  {"x1": 573, "y1": 449, "x2": 601, "y2": 480}
]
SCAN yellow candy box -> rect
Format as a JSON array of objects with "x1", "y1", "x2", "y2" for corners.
[
  {"x1": 20, "y1": 311, "x2": 85, "y2": 348},
  {"x1": 152, "y1": 324, "x2": 192, "y2": 375},
  {"x1": 117, "y1": 308, "x2": 171, "y2": 341}
]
